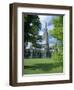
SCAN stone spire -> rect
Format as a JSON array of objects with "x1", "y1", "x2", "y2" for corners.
[{"x1": 44, "y1": 22, "x2": 50, "y2": 57}]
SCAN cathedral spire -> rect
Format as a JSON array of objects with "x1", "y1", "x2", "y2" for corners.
[{"x1": 44, "y1": 22, "x2": 51, "y2": 57}]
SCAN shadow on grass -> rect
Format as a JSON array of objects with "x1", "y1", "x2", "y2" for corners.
[{"x1": 24, "y1": 62, "x2": 63, "y2": 72}]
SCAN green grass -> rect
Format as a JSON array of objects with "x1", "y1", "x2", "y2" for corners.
[{"x1": 24, "y1": 58, "x2": 63, "y2": 74}]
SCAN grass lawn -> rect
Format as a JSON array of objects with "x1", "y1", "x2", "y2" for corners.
[{"x1": 24, "y1": 58, "x2": 63, "y2": 74}]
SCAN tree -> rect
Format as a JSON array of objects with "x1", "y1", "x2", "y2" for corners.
[
  {"x1": 24, "y1": 15, "x2": 41, "y2": 42},
  {"x1": 49, "y1": 16, "x2": 63, "y2": 42},
  {"x1": 24, "y1": 15, "x2": 41, "y2": 58},
  {"x1": 49, "y1": 16, "x2": 63, "y2": 61},
  {"x1": 24, "y1": 15, "x2": 41, "y2": 47}
]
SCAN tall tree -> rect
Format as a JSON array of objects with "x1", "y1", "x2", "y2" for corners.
[
  {"x1": 49, "y1": 16, "x2": 63, "y2": 61},
  {"x1": 24, "y1": 15, "x2": 41, "y2": 58},
  {"x1": 49, "y1": 16, "x2": 63, "y2": 42},
  {"x1": 24, "y1": 15, "x2": 41, "y2": 47}
]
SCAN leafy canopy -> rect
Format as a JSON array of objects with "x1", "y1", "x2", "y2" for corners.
[
  {"x1": 49, "y1": 16, "x2": 63, "y2": 41},
  {"x1": 24, "y1": 15, "x2": 41, "y2": 47}
]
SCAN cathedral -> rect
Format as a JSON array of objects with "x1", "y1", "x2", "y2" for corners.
[{"x1": 24, "y1": 22, "x2": 55, "y2": 58}]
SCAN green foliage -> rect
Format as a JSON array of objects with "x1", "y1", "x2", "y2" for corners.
[
  {"x1": 49, "y1": 16, "x2": 63, "y2": 41},
  {"x1": 51, "y1": 42, "x2": 63, "y2": 62},
  {"x1": 24, "y1": 15, "x2": 41, "y2": 45},
  {"x1": 49, "y1": 16, "x2": 63, "y2": 61},
  {"x1": 51, "y1": 50, "x2": 63, "y2": 61}
]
